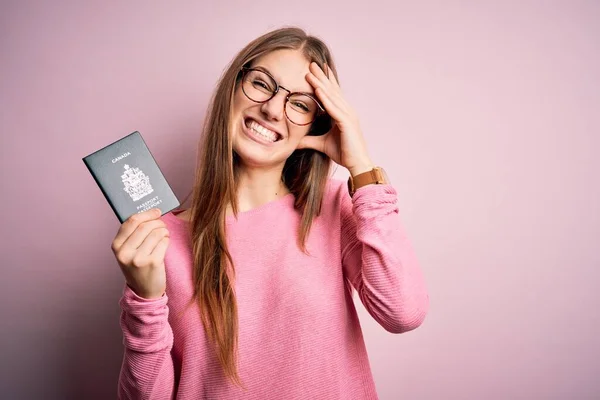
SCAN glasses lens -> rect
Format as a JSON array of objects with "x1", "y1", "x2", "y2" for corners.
[
  {"x1": 242, "y1": 70, "x2": 276, "y2": 102},
  {"x1": 242, "y1": 69, "x2": 320, "y2": 125},
  {"x1": 286, "y1": 94, "x2": 319, "y2": 125}
]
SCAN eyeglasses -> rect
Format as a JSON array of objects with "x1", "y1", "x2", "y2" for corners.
[{"x1": 240, "y1": 67, "x2": 325, "y2": 126}]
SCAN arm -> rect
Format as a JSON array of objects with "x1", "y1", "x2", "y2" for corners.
[
  {"x1": 341, "y1": 183, "x2": 429, "y2": 333},
  {"x1": 118, "y1": 284, "x2": 176, "y2": 399}
]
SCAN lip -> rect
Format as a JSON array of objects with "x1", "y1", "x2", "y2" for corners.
[{"x1": 242, "y1": 117, "x2": 281, "y2": 147}]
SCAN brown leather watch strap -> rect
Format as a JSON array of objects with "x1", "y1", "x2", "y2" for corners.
[{"x1": 347, "y1": 167, "x2": 388, "y2": 196}]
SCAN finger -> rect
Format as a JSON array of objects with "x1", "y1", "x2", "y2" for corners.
[
  {"x1": 309, "y1": 62, "x2": 332, "y2": 86},
  {"x1": 297, "y1": 134, "x2": 327, "y2": 153},
  {"x1": 128, "y1": 228, "x2": 169, "y2": 271},
  {"x1": 149, "y1": 236, "x2": 170, "y2": 263},
  {"x1": 112, "y1": 208, "x2": 162, "y2": 252},
  {"x1": 326, "y1": 64, "x2": 339, "y2": 87},
  {"x1": 313, "y1": 62, "x2": 340, "y2": 90},
  {"x1": 137, "y1": 227, "x2": 170, "y2": 257},
  {"x1": 314, "y1": 86, "x2": 346, "y2": 122},
  {"x1": 305, "y1": 71, "x2": 324, "y2": 91},
  {"x1": 116, "y1": 224, "x2": 169, "y2": 268},
  {"x1": 306, "y1": 69, "x2": 348, "y2": 109},
  {"x1": 118, "y1": 219, "x2": 168, "y2": 260},
  {"x1": 305, "y1": 72, "x2": 326, "y2": 97},
  {"x1": 306, "y1": 73, "x2": 346, "y2": 112}
]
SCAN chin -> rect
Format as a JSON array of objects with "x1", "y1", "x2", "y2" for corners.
[
  {"x1": 231, "y1": 136, "x2": 280, "y2": 170},
  {"x1": 231, "y1": 119, "x2": 282, "y2": 166}
]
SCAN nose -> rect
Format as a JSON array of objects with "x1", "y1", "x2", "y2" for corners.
[{"x1": 260, "y1": 90, "x2": 287, "y2": 122}]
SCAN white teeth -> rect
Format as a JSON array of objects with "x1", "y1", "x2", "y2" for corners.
[{"x1": 249, "y1": 120, "x2": 278, "y2": 142}]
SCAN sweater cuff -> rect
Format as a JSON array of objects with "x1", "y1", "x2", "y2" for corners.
[
  {"x1": 119, "y1": 284, "x2": 173, "y2": 353},
  {"x1": 351, "y1": 183, "x2": 399, "y2": 218}
]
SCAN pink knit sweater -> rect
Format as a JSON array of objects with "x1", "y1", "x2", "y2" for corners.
[{"x1": 118, "y1": 178, "x2": 429, "y2": 399}]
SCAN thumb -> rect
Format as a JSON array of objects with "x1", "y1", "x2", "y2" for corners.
[{"x1": 297, "y1": 134, "x2": 326, "y2": 152}]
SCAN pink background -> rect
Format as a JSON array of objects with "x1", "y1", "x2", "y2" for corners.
[{"x1": 1, "y1": 1, "x2": 599, "y2": 399}]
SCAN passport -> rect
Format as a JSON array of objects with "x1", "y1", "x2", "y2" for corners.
[{"x1": 82, "y1": 131, "x2": 180, "y2": 223}]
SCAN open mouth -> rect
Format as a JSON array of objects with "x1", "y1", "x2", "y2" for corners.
[{"x1": 244, "y1": 118, "x2": 283, "y2": 143}]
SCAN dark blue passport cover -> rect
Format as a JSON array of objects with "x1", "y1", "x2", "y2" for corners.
[{"x1": 82, "y1": 131, "x2": 180, "y2": 223}]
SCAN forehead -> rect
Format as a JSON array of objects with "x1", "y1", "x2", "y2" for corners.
[{"x1": 251, "y1": 49, "x2": 313, "y2": 93}]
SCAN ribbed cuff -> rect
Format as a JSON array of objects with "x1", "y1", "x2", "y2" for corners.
[
  {"x1": 351, "y1": 183, "x2": 399, "y2": 218},
  {"x1": 119, "y1": 284, "x2": 173, "y2": 353}
]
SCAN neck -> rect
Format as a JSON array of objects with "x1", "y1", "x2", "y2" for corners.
[{"x1": 230, "y1": 164, "x2": 290, "y2": 215}]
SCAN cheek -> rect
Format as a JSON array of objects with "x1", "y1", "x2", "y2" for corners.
[
  {"x1": 287, "y1": 126, "x2": 311, "y2": 143},
  {"x1": 232, "y1": 89, "x2": 245, "y2": 113},
  {"x1": 232, "y1": 86, "x2": 254, "y2": 113}
]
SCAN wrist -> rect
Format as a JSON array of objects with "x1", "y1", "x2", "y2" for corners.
[
  {"x1": 347, "y1": 166, "x2": 390, "y2": 197},
  {"x1": 348, "y1": 162, "x2": 375, "y2": 177},
  {"x1": 126, "y1": 283, "x2": 165, "y2": 301}
]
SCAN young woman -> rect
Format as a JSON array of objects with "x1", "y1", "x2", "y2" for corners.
[{"x1": 112, "y1": 26, "x2": 429, "y2": 399}]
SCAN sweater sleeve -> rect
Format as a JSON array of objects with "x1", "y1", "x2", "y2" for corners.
[
  {"x1": 340, "y1": 182, "x2": 429, "y2": 333},
  {"x1": 118, "y1": 284, "x2": 176, "y2": 400}
]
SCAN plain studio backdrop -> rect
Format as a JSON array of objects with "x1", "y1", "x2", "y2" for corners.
[{"x1": 1, "y1": 1, "x2": 598, "y2": 399}]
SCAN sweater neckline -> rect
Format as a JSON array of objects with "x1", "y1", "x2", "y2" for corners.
[{"x1": 165, "y1": 192, "x2": 296, "y2": 227}]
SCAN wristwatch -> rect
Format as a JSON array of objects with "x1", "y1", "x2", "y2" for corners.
[{"x1": 347, "y1": 167, "x2": 389, "y2": 197}]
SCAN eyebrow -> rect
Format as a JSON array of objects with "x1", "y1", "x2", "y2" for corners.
[{"x1": 253, "y1": 65, "x2": 315, "y2": 95}]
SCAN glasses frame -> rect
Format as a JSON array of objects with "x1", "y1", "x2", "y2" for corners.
[{"x1": 240, "y1": 66, "x2": 326, "y2": 126}]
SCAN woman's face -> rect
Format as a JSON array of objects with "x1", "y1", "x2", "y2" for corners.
[{"x1": 230, "y1": 49, "x2": 317, "y2": 169}]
